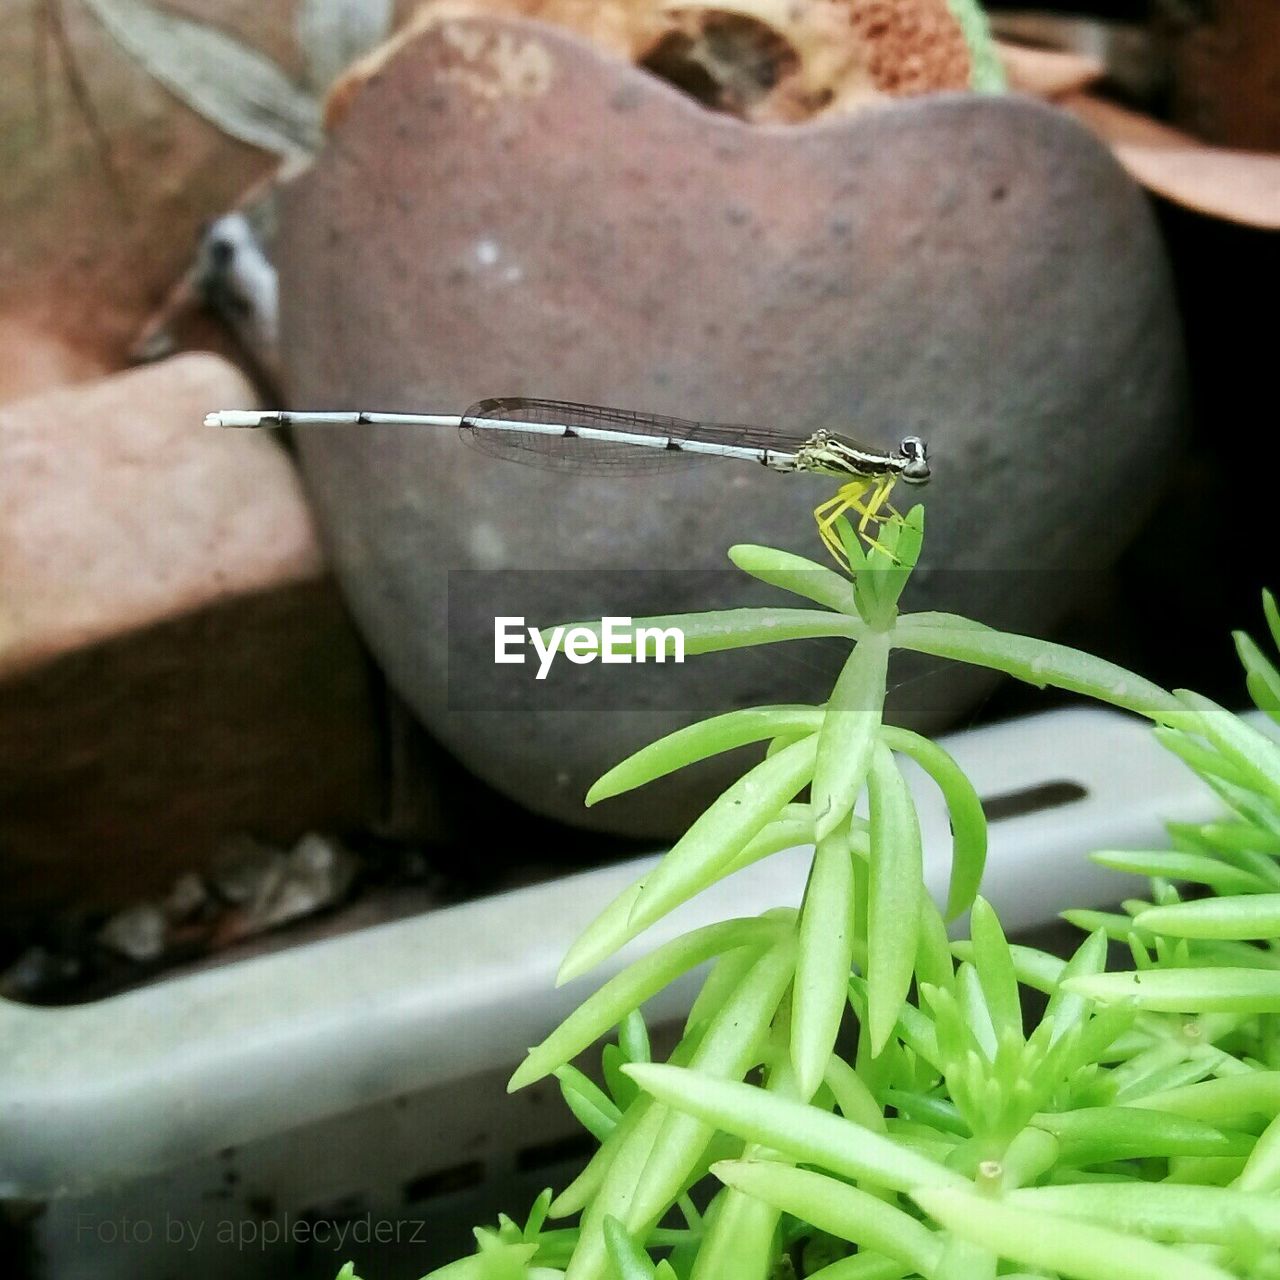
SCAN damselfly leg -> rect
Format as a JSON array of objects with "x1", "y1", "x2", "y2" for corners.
[{"x1": 814, "y1": 475, "x2": 904, "y2": 569}]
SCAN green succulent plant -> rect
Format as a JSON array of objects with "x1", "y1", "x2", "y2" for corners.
[{"x1": 347, "y1": 510, "x2": 1280, "y2": 1280}]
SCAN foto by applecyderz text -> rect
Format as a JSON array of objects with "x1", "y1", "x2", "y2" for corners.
[
  {"x1": 76, "y1": 1212, "x2": 431, "y2": 1252},
  {"x1": 495, "y1": 616, "x2": 685, "y2": 679}
]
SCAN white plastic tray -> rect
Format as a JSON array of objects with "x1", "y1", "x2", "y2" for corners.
[{"x1": 0, "y1": 706, "x2": 1244, "y2": 1277}]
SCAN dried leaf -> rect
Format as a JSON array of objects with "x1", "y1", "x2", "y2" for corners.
[
  {"x1": 1064, "y1": 92, "x2": 1280, "y2": 231},
  {"x1": 996, "y1": 39, "x2": 1103, "y2": 100},
  {"x1": 79, "y1": 0, "x2": 323, "y2": 157},
  {"x1": 296, "y1": 0, "x2": 395, "y2": 92}
]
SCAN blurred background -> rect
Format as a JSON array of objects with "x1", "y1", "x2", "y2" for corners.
[{"x1": 0, "y1": 0, "x2": 1275, "y2": 1274}]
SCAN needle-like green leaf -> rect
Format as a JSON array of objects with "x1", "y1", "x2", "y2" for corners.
[
  {"x1": 1176, "y1": 689, "x2": 1280, "y2": 805},
  {"x1": 1152, "y1": 729, "x2": 1246, "y2": 787},
  {"x1": 557, "y1": 1065, "x2": 621, "y2": 1141},
  {"x1": 866, "y1": 741, "x2": 923, "y2": 1055},
  {"x1": 728, "y1": 545, "x2": 858, "y2": 614},
  {"x1": 586, "y1": 706, "x2": 823, "y2": 805},
  {"x1": 968, "y1": 897, "x2": 1022, "y2": 1041},
  {"x1": 1235, "y1": 630, "x2": 1280, "y2": 722},
  {"x1": 883, "y1": 727, "x2": 987, "y2": 918},
  {"x1": 792, "y1": 828, "x2": 858, "y2": 1099},
  {"x1": 1063, "y1": 968, "x2": 1280, "y2": 1013},
  {"x1": 1089, "y1": 850, "x2": 1265, "y2": 894},
  {"x1": 420, "y1": 1243, "x2": 539, "y2": 1280},
  {"x1": 1263, "y1": 588, "x2": 1280, "y2": 654},
  {"x1": 1128, "y1": 1072, "x2": 1280, "y2": 1123},
  {"x1": 559, "y1": 816, "x2": 811, "y2": 984},
  {"x1": 1237, "y1": 1108, "x2": 1280, "y2": 1191},
  {"x1": 1038, "y1": 927, "x2": 1108, "y2": 1045},
  {"x1": 713, "y1": 1161, "x2": 942, "y2": 1277},
  {"x1": 952, "y1": 940, "x2": 1068, "y2": 995},
  {"x1": 689, "y1": 1187, "x2": 780, "y2": 1280},
  {"x1": 803, "y1": 1254, "x2": 908, "y2": 1279},
  {"x1": 565, "y1": 1103, "x2": 666, "y2": 1280},
  {"x1": 1136, "y1": 893, "x2": 1280, "y2": 939},
  {"x1": 549, "y1": 1095, "x2": 652, "y2": 1219},
  {"x1": 626, "y1": 944, "x2": 795, "y2": 1238},
  {"x1": 811, "y1": 632, "x2": 890, "y2": 840},
  {"x1": 539, "y1": 609, "x2": 861, "y2": 657},
  {"x1": 624, "y1": 736, "x2": 818, "y2": 938},
  {"x1": 1006, "y1": 1182, "x2": 1280, "y2": 1245},
  {"x1": 915, "y1": 896, "x2": 957, "y2": 996},
  {"x1": 892, "y1": 620, "x2": 1183, "y2": 724},
  {"x1": 513, "y1": 915, "x2": 788, "y2": 1090},
  {"x1": 624, "y1": 1064, "x2": 962, "y2": 1192},
  {"x1": 602, "y1": 1216, "x2": 659, "y2": 1280},
  {"x1": 913, "y1": 1187, "x2": 1233, "y2": 1280},
  {"x1": 619, "y1": 1009, "x2": 651, "y2": 1065},
  {"x1": 1031, "y1": 1106, "x2": 1253, "y2": 1162}
]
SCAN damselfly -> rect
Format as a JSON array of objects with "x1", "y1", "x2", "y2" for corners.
[{"x1": 205, "y1": 397, "x2": 931, "y2": 566}]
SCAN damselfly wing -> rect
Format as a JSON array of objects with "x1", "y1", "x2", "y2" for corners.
[{"x1": 458, "y1": 397, "x2": 805, "y2": 475}]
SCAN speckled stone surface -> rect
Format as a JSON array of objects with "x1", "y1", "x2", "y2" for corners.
[{"x1": 282, "y1": 17, "x2": 1186, "y2": 836}]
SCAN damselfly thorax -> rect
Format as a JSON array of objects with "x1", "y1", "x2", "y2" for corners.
[
  {"x1": 205, "y1": 397, "x2": 931, "y2": 567},
  {"x1": 786, "y1": 428, "x2": 931, "y2": 566}
]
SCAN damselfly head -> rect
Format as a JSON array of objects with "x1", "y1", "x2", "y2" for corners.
[{"x1": 897, "y1": 436, "x2": 930, "y2": 485}]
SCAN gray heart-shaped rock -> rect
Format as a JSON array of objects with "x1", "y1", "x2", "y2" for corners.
[{"x1": 282, "y1": 17, "x2": 1185, "y2": 836}]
